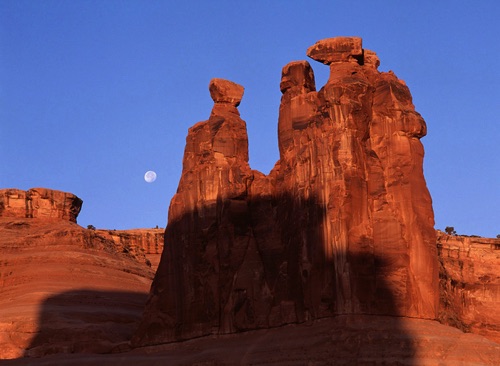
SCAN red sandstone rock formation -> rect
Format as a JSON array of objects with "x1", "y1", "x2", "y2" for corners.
[
  {"x1": 1, "y1": 36, "x2": 499, "y2": 363},
  {"x1": 0, "y1": 188, "x2": 154, "y2": 359},
  {"x1": 94, "y1": 228, "x2": 164, "y2": 269},
  {"x1": 8, "y1": 188, "x2": 496, "y2": 364},
  {"x1": 133, "y1": 37, "x2": 439, "y2": 346},
  {"x1": 0, "y1": 188, "x2": 82, "y2": 223},
  {"x1": 135, "y1": 78, "x2": 255, "y2": 343},
  {"x1": 437, "y1": 231, "x2": 500, "y2": 343}
]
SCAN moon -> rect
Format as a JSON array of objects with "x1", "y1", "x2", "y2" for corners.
[{"x1": 144, "y1": 170, "x2": 157, "y2": 183}]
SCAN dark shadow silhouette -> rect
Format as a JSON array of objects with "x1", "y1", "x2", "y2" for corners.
[{"x1": 22, "y1": 290, "x2": 148, "y2": 358}]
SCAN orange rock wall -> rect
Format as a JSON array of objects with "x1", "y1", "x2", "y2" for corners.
[
  {"x1": 0, "y1": 217, "x2": 154, "y2": 359},
  {"x1": 0, "y1": 188, "x2": 82, "y2": 223},
  {"x1": 438, "y1": 232, "x2": 500, "y2": 343},
  {"x1": 94, "y1": 229, "x2": 164, "y2": 269}
]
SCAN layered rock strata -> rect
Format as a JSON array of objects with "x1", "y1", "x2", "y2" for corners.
[
  {"x1": 94, "y1": 228, "x2": 164, "y2": 269},
  {"x1": 0, "y1": 188, "x2": 82, "y2": 223},
  {"x1": 0, "y1": 188, "x2": 154, "y2": 359},
  {"x1": 437, "y1": 232, "x2": 500, "y2": 343},
  {"x1": 134, "y1": 37, "x2": 439, "y2": 346}
]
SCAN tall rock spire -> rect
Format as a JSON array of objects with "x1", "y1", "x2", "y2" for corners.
[{"x1": 133, "y1": 37, "x2": 438, "y2": 346}]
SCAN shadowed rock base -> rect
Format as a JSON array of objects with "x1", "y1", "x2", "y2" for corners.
[
  {"x1": 4, "y1": 316, "x2": 500, "y2": 365},
  {"x1": 0, "y1": 217, "x2": 154, "y2": 359}
]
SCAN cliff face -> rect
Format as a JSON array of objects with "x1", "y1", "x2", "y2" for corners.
[
  {"x1": 134, "y1": 37, "x2": 438, "y2": 346},
  {"x1": 0, "y1": 188, "x2": 82, "y2": 223},
  {"x1": 437, "y1": 232, "x2": 500, "y2": 343},
  {"x1": 0, "y1": 188, "x2": 154, "y2": 359},
  {"x1": 1, "y1": 196, "x2": 498, "y2": 363},
  {"x1": 0, "y1": 187, "x2": 164, "y2": 268},
  {"x1": 94, "y1": 228, "x2": 164, "y2": 269}
]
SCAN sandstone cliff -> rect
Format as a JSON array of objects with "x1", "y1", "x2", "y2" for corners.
[
  {"x1": 134, "y1": 37, "x2": 439, "y2": 346},
  {"x1": 437, "y1": 231, "x2": 500, "y2": 343},
  {"x1": 2, "y1": 187, "x2": 497, "y2": 363},
  {"x1": 0, "y1": 188, "x2": 82, "y2": 223},
  {"x1": 0, "y1": 188, "x2": 154, "y2": 359},
  {"x1": 94, "y1": 228, "x2": 164, "y2": 269}
]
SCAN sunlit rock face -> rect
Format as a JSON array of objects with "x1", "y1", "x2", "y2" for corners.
[
  {"x1": 0, "y1": 188, "x2": 82, "y2": 223},
  {"x1": 133, "y1": 37, "x2": 438, "y2": 346},
  {"x1": 437, "y1": 232, "x2": 500, "y2": 343},
  {"x1": 93, "y1": 228, "x2": 165, "y2": 270}
]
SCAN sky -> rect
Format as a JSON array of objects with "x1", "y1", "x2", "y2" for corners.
[{"x1": 1, "y1": 1, "x2": 498, "y2": 237}]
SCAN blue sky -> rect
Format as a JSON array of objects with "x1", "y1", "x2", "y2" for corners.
[{"x1": 1, "y1": 1, "x2": 498, "y2": 237}]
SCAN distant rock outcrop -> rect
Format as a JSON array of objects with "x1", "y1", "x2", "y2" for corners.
[
  {"x1": 94, "y1": 228, "x2": 164, "y2": 270},
  {"x1": 133, "y1": 37, "x2": 439, "y2": 346},
  {"x1": 0, "y1": 188, "x2": 82, "y2": 223},
  {"x1": 437, "y1": 232, "x2": 500, "y2": 343}
]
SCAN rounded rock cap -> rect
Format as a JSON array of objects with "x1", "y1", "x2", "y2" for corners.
[
  {"x1": 307, "y1": 37, "x2": 363, "y2": 65},
  {"x1": 209, "y1": 78, "x2": 244, "y2": 106}
]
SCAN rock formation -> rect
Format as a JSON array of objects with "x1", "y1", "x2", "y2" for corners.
[
  {"x1": 437, "y1": 231, "x2": 500, "y2": 343},
  {"x1": 1, "y1": 37, "x2": 499, "y2": 364},
  {"x1": 2, "y1": 188, "x2": 497, "y2": 363},
  {"x1": 0, "y1": 188, "x2": 82, "y2": 223},
  {"x1": 133, "y1": 37, "x2": 439, "y2": 346},
  {"x1": 0, "y1": 188, "x2": 154, "y2": 359},
  {"x1": 94, "y1": 228, "x2": 164, "y2": 269}
]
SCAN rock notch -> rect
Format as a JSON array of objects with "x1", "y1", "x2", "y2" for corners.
[{"x1": 133, "y1": 37, "x2": 439, "y2": 346}]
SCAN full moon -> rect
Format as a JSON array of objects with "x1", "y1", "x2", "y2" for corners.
[{"x1": 144, "y1": 170, "x2": 157, "y2": 183}]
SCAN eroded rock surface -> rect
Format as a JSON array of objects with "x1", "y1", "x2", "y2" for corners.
[
  {"x1": 437, "y1": 232, "x2": 500, "y2": 343},
  {"x1": 306, "y1": 36, "x2": 363, "y2": 64},
  {"x1": 0, "y1": 189, "x2": 154, "y2": 359},
  {"x1": 134, "y1": 37, "x2": 439, "y2": 346},
  {"x1": 94, "y1": 228, "x2": 164, "y2": 269},
  {"x1": 0, "y1": 188, "x2": 82, "y2": 223},
  {"x1": 1, "y1": 37, "x2": 498, "y2": 365}
]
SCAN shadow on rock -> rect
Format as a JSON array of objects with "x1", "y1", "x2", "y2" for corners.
[
  {"x1": 133, "y1": 192, "x2": 418, "y2": 364},
  {"x1": 23, "y1": 290, "x2": 148, "y2": 357}
]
